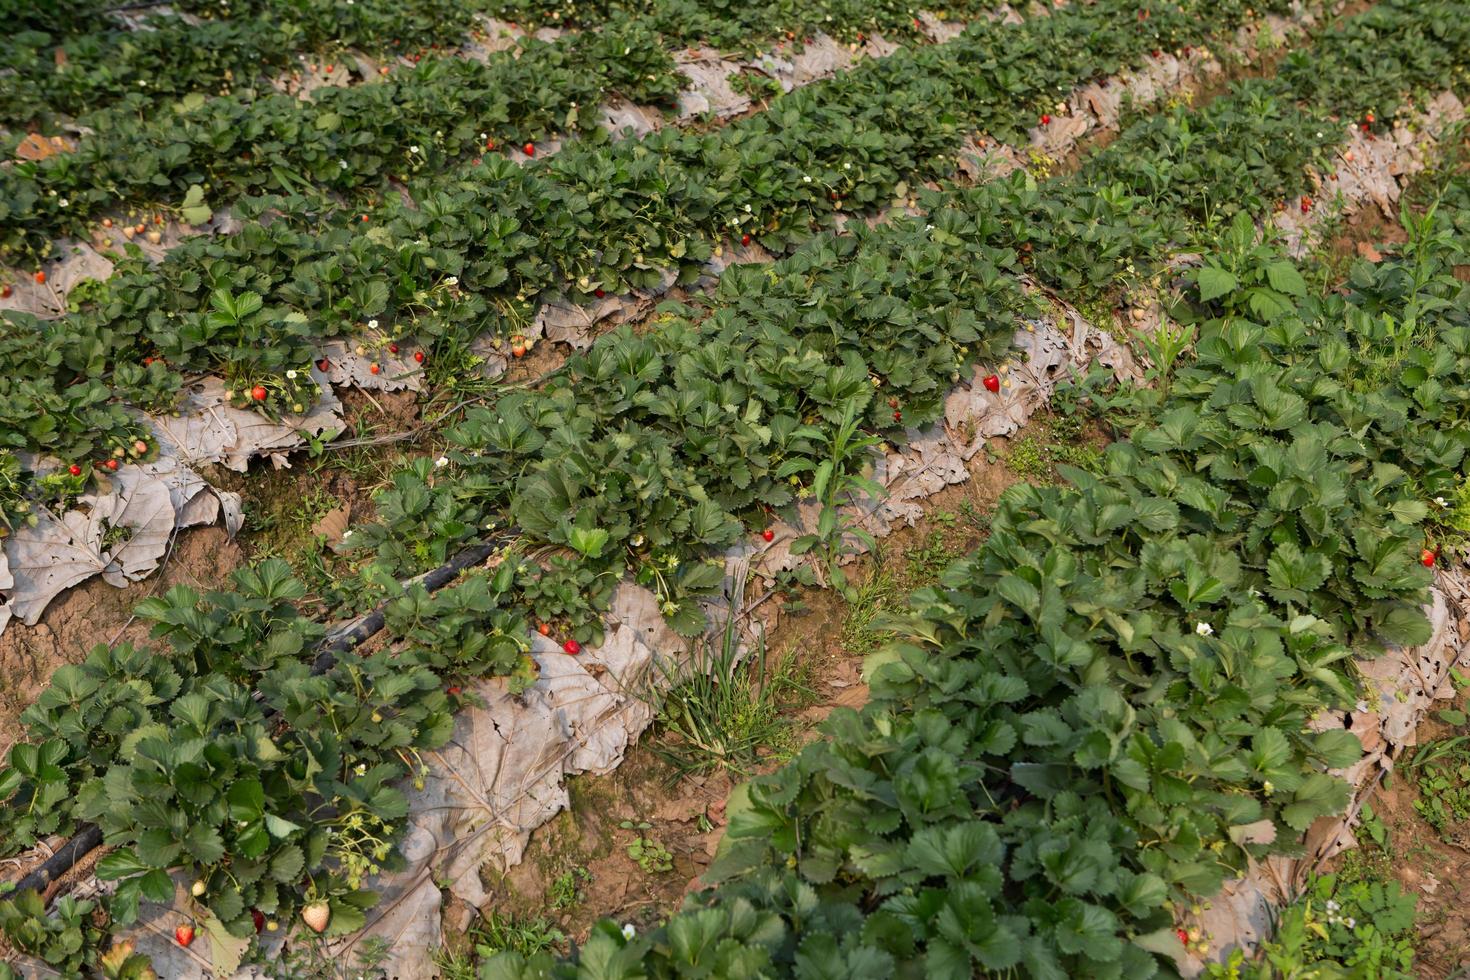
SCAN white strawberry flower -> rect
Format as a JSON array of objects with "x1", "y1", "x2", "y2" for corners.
[
  {"x1": 286, "y1": 370, "x2": 297, "y2": 379},
  {"x1": 435, "y1": 456, "x2": 449, "y2": 468},
  {"x1": 409, "y1": 145, "x2": 420, "y2": 154},
  {"x1": 1195, "y1": 621, "x2": 1214, "y2": 636},
  {"x1": 368, "y1": 319, "x2": 379, "y2": 329},
  {"x1": 621, "y1": 924, "x2": 636, "y2": 940},
  {"x1": 1435, "y1": 496, "x2": 1450, "y2": 508},
  {"x1": 445, "y1": 276, "x2": 459, "y2": 286}
]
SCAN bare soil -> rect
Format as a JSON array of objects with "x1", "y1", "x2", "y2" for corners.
[
  {"x1": 0, "y1": 527, "x2": 244, "y2": 753},
  {"x1": 1330, "y1": 701, "x2": 1470, "y2": 978},
  {"x1": 0, "y1": 384, "x2": 432, "y2": 753},
  {"x1": 463, "y1": 428, "x2": 1048, "y2": 951}
]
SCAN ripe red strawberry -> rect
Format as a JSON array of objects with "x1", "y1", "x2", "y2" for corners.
[
  {"x1": 389, "y1": 343, "x2": 399, "y2": 354},
  {"x1": 741, "y1": 233, "x2": 751, "y2": 246},
  {"x1": 0, "y1": 285, "x2": 10, "y2": 299},
  {"x1": 983, "y1": 374, "x2": 1000, "y2": 392},
  {"x1": 34, "y1": 271, "x2": 46, "y2": 284},
  {"x1": 523, "y1": 142, "x2": 536, "y2": 157},
  {"x1": 594, "y1": 288, "x2": 605, "y2": 298},
  {"x1": 1361, "y1": 122, "x2": 1370, "y2": 132},
  {"x1": 1176, "y1": 928, "x2": 1188, "y2": 945},
  {"x1": 1040, "y1": 114, "x2": 1051, "y2": 125},
  {"x1": 318, "y1": 358, "x2": 331, "y2": 371},
  {"x1": 486, "y1": 139, "x2": 496, "y2": 151},
  {"x1": 414, "y1": 351, "x2": 426, "y2": 364},
  {"x1": 176, "y1": 924, "x2": 195, "y2": 947},
  {"x1": 251, "y1": 909, "x2": 265, "y2": 934},
  {"x1": 761, "y1": 528, "x2": 774, "y2": 542},
  {"x1": 1365, "y1": 112, "x2": 1375, "y2": 124},
  {"x1": 68, "y1": 464, "x2": 81, "y2": 476},
  {"x1": 537, "y1": 622, "x2": 551, "y2": 636},
  {"x1": 446, "y1": 685, "x2": 462, "y2": 695},
  {"x1": 369, "y1": 363, "x2": 381, "y2": 375},
  {"x1": 105, "y1": 458, "x2": 119, "y2": 471},
  {"x1": 251, "y1": 385, "x2": 268, "y2": 402},
  {"x1": 564, "y1": 639, "x2": 581, "y2": 655},
  {"x1": 1422, "y1": 549, "x2": 1437, "y2": 568},
  {"x1": 360, "y1": 214, "x2": 369, "y2": 222},
  {"x1": 893, "y1": 410, "x2": 902, "y2": 421},
  {"x1": 1300, "y1": 196, "x2": 1311, "y2": 214}
]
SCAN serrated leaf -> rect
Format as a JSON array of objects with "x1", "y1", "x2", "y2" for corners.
[
  {"x1": 270, "y1": 844, "x2": 305, "y2": 882},
  {"x1": 1266, "y1": 261, "x2": 1307, "y2": 297},
  {"x1": 1196, "y1": 267, "x2": 1238, "y2": 302}
]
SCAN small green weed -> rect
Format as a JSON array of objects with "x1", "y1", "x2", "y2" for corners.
[
  {"x1": 1004, "y1": 415, "x2": 1104, "y2": 484},
  {"x1": 841, "y1": 567, "x2": 900, "y2": 654},
  {"x1": 549, "y1": 866, "x2": 592, "y2": 912},
  {"x1": 274, "y1": 936, "x2": 391, "y2": 980},
  {"x1": 651, "y1": 592, "x2": 812, "y2": 781},
  {"x1": 1207, "y1": 872, "x2": 1417, "y2": 979},
  {"x1": 432, "y1": 910, "x2": 567, "y2": 979},
  {"x1": 1410, "y1": 733, "x2": 1470, "y2": 843},
  {"x1": 619, "y1": 822, "x2": 673, "y2": 874}
]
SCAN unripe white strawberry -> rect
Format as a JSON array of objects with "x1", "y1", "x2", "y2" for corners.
[{"x1": 302, "y1": 902, "x2": 331, "y2": 933}]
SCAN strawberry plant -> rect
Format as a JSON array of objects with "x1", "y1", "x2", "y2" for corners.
[
  {"x1": 0, "y1": 0, "x2": 1326, "y2": 503},
  {"x1": 2, "y1": 1, "x2": 1470, "y2": 972}
]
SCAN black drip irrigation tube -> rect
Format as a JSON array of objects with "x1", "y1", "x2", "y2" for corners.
[{"x1": 7, "y1": 531, "x2": 516, "y2": 903}]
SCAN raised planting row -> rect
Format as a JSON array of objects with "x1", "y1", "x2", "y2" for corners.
[
  {"x1": 481, "y1": 148, "x2": 1470, "y2": 980},
  {"x1": 0, "y1": 0, "x2": 1315, "y2": 536},
  {"x1": 0, "y1": 0, "x2": 1293, "y2": 259},
  {"x1": 480, "y1": 0, "x2": 988, "y2": 48},
  {"x1": 0, "y1": 0, "x2": 1017, "y2": 134},
  {"x1": 499, "y1": 202, "x2": 1470, "y2": 980},
  {"x1": 0, "y1": 1, "x2": 1464, "y2": 972},
  {"x1": 0, "y1": 0, "x2": 492, "y2": 128}
]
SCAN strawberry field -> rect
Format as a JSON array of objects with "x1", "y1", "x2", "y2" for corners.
[{"x1": 2, "y1": 0, "x2": 1470, "y2": 976}]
